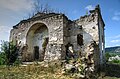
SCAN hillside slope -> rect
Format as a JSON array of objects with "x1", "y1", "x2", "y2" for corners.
[{"x1": 105, "y1": 46, "x2": 120, "y2": 54}]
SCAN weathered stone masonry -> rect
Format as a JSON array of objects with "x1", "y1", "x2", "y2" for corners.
[{"x1": 10, "y1": 5, "x2": 105, "y2": 70}]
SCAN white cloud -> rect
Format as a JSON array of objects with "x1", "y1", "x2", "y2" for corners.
[
  {"x1": 0, "y1": 25, "x2": 11, "y2": 34},
  {"x1": 115, "y1": 44, "x2": 120, "y2": 46},
  {"x1": 0, "y1": 25, "x2": 12, "y2": 51},
  {"x1": 112, "y1": 16, "x2": 120, "y2": 21},
  {"x1": 115, "y1": 11, "x2": 120, "y2": 16},
  {"x1": 107, "y1": 34, "x2": 120, "y2": 39},
  {"x1": 112, "y1": 11, "x2": 120, "y2": 21},
  {"x1": 0, "y1": 25, "x2": 11, "y2": 41},
  {"x1": 85, "y1": 5, "x2": 95, "y2": 11},
  {"x1": 110, "y1": 40, "x2": 120, "y2": 43},
  {"x1": 115, "y1": 35, "x2": 120, "y2": 38},
  {"x1": 0, "y1": 0, "x2": 33, "y2": 12},
  {"x1": 106, "y1": 34, "x2": 120, "y2": 47}
]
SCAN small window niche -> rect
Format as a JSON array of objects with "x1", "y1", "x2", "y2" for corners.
[{"x1": 77, "y1": 34, "x2": 83, "y2": 46}]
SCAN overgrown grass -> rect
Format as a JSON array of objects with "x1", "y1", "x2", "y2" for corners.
[
  {"x1": 0, "y1": 61, "x2": 72, "y2": 79},
  {"x1": 102, "y1": 76, "x2": 120, "y2": 79},
  {"x1": 0, "y1": 61, "x2": 120, "y2": 79}
]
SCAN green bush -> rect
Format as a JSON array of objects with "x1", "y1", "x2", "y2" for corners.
[
  {"x1": 0, "y1": 52, "x2": 6, "y2": 65},
  {"x1": 14, "y1": 58, "x2": 21, "y2": 66},
  {"x1": 0, "y1": 41, "x2": 18, "y2": 65},
  {"x1": 105, "y1": 52, "x2": 111, "y2": 62},
  {"x1": 110, "y1": 59, "x2": 120, "y2": 64}
]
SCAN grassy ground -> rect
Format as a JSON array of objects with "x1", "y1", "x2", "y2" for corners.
[
  {"x1": 102, "y1": 77, "x2": 120, "y2": 79},
  {"x1": 0, "y1": 62, "x2": 120, "y2": 79},
  {"x1": 0, "y1": 62, "x2": 73, "y2": 79}
]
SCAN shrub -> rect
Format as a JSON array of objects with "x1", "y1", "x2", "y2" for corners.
[
  {"x1": 14, "y1": 58, "x2": 21, "y2": 66},
  {"x1": 0, "y1": 41, "x2": 18, "y2": 65},
  {"x1": 110, "y1": 59, "x2": 120, "y2": 64},
  {"x1": 0, "y1": 52, "x2": 6, "y2": 65},
  {"x1": 105, "y1": 52, "x2": 111, "y2": 62}
]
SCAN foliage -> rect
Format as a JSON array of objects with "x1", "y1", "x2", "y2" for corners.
[
  {"x1": 0, "y1": 52, "x2": 6, "y2": 65},
  {"x1": 0, "y1": 60, "x2": 119, "y2": 79},
  {"x1": 14, "y1": 58, "x2": 21, "y2": 66},
  {"x1": 105, "y1": 52, "x2": 111, "y2": 62},
  {"x1": 0, "y1": 41, "x2": 18, "y2": 65},
  {"x1": 105, "y1": 52, "x2": 120, "y2": 64},
  {"x1": 105, "y1": 46, "x2": 120, "y2": 54},
  {"x1": 110, "y1": 59, "x2": 120, "y2": 64}
]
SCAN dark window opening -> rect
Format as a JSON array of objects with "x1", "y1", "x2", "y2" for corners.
[
  {"x1": 65, "y1": 43, "x2": 74, "y2": 60},
  {"x1": 34, "y1": 46, "x2": 39, "y2": 60},
  {"x1": 77, "y1": 34, "x2": 83, "y2": 46}
]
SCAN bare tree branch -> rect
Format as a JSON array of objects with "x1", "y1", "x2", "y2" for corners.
[{"x1": 27, "y1": 0, "x2": 62, "y2": 19}]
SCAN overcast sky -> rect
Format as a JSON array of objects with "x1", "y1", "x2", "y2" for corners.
[{"x1": 0, "y1": 0, "x2": 120, "y2": 48}]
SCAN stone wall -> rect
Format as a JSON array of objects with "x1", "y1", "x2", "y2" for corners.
[
  {"x1": 9, "y1": 5, "x2": 105, "y2": 74},
  {"x1": 10, "y1": 13, "x2": 67, "y2": 61},
  {"x1": 74, "y1": 5, "x2": 105, "y2": 71}
]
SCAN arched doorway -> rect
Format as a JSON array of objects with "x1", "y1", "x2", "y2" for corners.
[{"x1": 26, "y1": 23, "x2": 48, "y2": 61}]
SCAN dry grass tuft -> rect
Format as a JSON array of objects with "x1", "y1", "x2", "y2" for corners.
[
  {"x1": 0, "y1": 61, "x2": 120, "y2": 79},
  {"x1": 0, "y1": 61, "x2": 72, "y2": 79}
]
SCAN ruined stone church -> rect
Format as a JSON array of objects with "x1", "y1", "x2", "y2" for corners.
[{"x1": 10, "y1": 5, "x2": 105, "y2": 68}]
